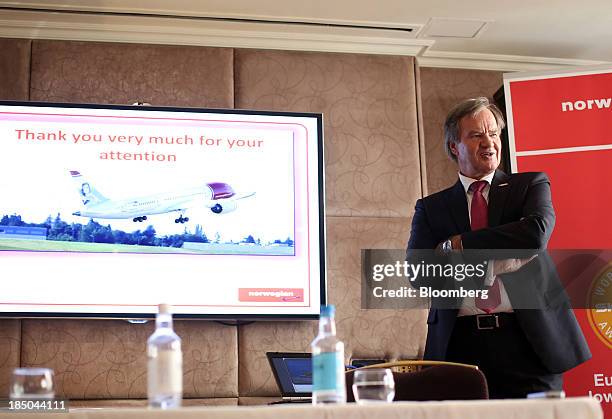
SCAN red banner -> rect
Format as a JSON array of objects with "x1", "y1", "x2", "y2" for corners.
[{"x1": 505, "y1": 66, "x2": 612, "y2": 415}]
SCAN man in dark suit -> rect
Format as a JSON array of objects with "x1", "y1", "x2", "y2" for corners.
[{"x1": 407, "y1": 97, "x2": 590, "y2": 398}]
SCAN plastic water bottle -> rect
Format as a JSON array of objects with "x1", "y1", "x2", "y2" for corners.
[
  {"x1": 311, "y1": 305, "x2": 346, "y2": 404},
  {"x1": 147, "y1": 304, "x2": 183, "y2": 409}
]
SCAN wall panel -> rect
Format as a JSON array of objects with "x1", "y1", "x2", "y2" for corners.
[
  {"x1": 30, "y1": 40, "x2": 233, "y2": 107},
  {"x1": 235, "y1": 49, "x2": 421, "y2": 218},
  {"x1": 20, "y1": 319, "x2": 237, "y2": 399},
  {"x1": 0, "y1": 38, "x2": 31, "y2": 101},
  {"x1": 0, "y1": 321, "x2": 21, "y2": 397},
  {"x1": 235, "y1": 49, "x2": 425, "y2": 399}
]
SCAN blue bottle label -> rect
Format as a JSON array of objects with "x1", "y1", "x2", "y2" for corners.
[{"x1": 312, "y1": 352, "x2": 343, "y2": 391}]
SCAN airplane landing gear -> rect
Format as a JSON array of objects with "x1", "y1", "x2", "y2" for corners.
[
  {"x1": 175, "y1": 215, "x2": 189, "y2": 224},
  {"x1": 133, "y1": 216, "x2": 147, "y2": 222}
]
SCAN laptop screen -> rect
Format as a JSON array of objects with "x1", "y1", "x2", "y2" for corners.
[{"x1": 266, "y1": 352, "x2": 312, "y2": 397}]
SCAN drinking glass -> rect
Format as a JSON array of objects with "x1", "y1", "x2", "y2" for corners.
[
  {"x1": 352, "y1": 368, "x2": 395, "y2": 404},
  {"x1": 9, "y1": 368, "x2": 55, "y2": 400}
]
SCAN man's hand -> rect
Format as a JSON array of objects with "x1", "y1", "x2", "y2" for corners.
[
  {"x1": 436, "y1": 235, "x2": 463, "y2": 251},
  {"x1": 449, "y1": 235, "x2": 463, "y2": 250}
]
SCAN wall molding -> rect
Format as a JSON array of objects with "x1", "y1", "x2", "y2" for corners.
[
  {"x1": 0, "y1": 9, "x2": 432, "y2": 56},
  {"x1": 417, "y1": 50, "x2": 611, "y2": 72}
]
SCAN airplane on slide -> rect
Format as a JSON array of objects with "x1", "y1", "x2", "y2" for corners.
[{"x1": 69, "y1": 170, "x2": 255, "y2": 223}]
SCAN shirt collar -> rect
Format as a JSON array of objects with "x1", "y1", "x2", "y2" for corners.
[{"x1": 458, "y1": 171, "x2": 495, "y2": 194}]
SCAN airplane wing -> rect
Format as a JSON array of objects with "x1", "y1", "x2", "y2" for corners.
[{"x1": 232, "y1": 191, "x2": 256, "y2": 201}]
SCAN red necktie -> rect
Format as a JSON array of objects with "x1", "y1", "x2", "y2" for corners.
[{"x1": 470, "y1": 181, "x2": 501, "y2": 313}]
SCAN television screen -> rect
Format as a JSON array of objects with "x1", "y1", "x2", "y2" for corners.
[{"x1": 0, "y1": 101, "x2": 325, "y2": 319}]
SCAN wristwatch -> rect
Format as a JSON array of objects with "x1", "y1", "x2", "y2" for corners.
[{"x1": 441, "y1": 239, "x2": 452, "y2": 254}]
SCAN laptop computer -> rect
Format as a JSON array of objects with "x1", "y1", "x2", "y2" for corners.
[{"x1": 266, "y1": 352, "x2": 312, "y2": 402}]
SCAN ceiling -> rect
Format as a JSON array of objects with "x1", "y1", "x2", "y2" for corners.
[{"x1": 1, "y1": 0, "x2": 611, "y2": 71}]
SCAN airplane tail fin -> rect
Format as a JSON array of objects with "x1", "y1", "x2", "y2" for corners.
[{"x1": 69, "y1": 170, "x2": 108, "y2": 206}]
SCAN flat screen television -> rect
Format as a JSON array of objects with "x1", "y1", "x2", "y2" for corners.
[{"x1": 0, "y1": 101, "x2": 326, "y2": 320}]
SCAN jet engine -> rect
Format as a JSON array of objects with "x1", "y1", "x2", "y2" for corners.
[{"x1": 210, "y1": 201, "x2": 237, "y2": 214}]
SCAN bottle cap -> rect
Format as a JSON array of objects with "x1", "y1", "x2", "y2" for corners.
[
  {"x1": 320, "y1": 305, "x2": 335, "y2": 317},
  {"x1": 158, "y1": 303, "x2": 172, "y2": 314}
]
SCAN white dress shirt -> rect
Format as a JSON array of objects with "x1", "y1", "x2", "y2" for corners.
[{"x1": 456, "y1": 172, "x2": 514, "y2": 316}]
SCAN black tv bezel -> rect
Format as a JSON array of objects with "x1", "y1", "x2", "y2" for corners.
[{"x1": 0, "y1": 100, "x2": 327, "y2": 321}]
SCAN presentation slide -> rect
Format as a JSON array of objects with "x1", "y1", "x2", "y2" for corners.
[{"x1": 0, "y1": 103, "x2": 324, "y2": 318}]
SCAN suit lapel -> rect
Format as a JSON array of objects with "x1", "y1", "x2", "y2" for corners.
[
  {"x1": 448, "y1": 180, "x2": 471, "y2": 233},
  {"x1": 488, "y1": 170, "x2": 511, "y2": 227}
]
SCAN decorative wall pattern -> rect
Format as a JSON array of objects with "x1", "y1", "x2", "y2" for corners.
[
  {"x1": 326, "y1": 216, "x2": 426, "y2": 361},
  {"x1": 235, "y1": 49, "x2": 421, "y2": 218},
  {"x1": 30, "y1": 40, "x2": 234, "y2": 108},
  {"x1": 418, "y1": 66, "x2": 503, "y2": 194},
  {"x1": 177, "y1": 322, "x2": 238, "y2": 399},
  {"x1": 0, "y1": 38, "x2": 31, "y2": 100},
  {"x1": 0, "y1": 321, "x2": 20, "y2": 398},
  {"x1": 20, "y1": 319, "x2": 150, "y2": 399},
  {"x1": 20, "y1": 320, "x2": 237, "y2": 399}
]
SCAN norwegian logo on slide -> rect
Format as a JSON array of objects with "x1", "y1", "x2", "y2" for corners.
[{"x1": 239, "y1": 288, "x2": 304, "y2": 303}]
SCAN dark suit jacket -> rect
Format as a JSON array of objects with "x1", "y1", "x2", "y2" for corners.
[{"x1": 407, "y1": 170, "x2": 591, "y2": 374}]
